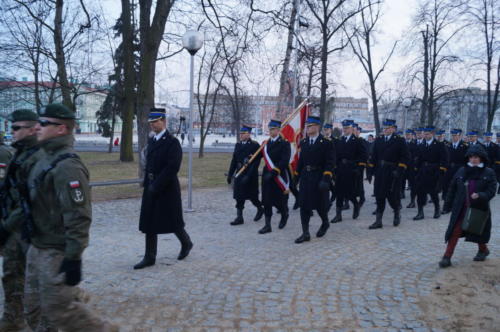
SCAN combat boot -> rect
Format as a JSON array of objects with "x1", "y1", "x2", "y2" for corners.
[
  {"x1": 331, "y1": 208, "x2": 342, "y2": 223},
  {"x1": 369, "y1": 212, "x2": 383, "y2": 229},
  {"x1": 258, "y1": 216, "x2": 272, "y2": 234},
  {"x1": 393, "y1": 209, "x2": 401, "y2": 227},
  {"x1": 278, "y1": 209, "x2": 289, "y2": 229},
  {"x1": 413, "y1": 205, "x2": 424, "y2": 220},
  {"x1": 230, "y1": 209, "x2": 244, "y2": 225},
  {"x1": 176, "y1": 229, "x2": 193, "y2": 260},
  {"x1": 253, "y1": 206, "x2": 264, "y2": 221},
  {"x1": 316, "y1": 215, "x2": 330, "y2": 238},
  {"x1": 134, "y1": 234, "x2": 157, "y2": 269},
  {"x1": 406, "y1": 199, "x2": 415, "y2": 208},
  {"x1": 352, "y1": 201, "x2": 361, "y2": 219},
  {"x1": 295, "y1": 215, "x2": 311, "y2": 243},
  {"x1": 433, "y1": 201, "x2": 441, "y2": 219}
]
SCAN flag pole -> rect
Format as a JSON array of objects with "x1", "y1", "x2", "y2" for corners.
[{"x1": 234, "y1": 98, "x2": 309, "y2": 178}]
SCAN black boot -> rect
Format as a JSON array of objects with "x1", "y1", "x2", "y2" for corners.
[
  {"x1": 254, "y1": 206, "x2": 264, "y2": 221},
  {"x1": 295, "y1": 212, "x2": 311, "y2": 243},
  {"x1": 413, "y1": 205, "x2": 424, "y2": 220},
  {"x1": 134, "y1": 234, "x2": 157, "y2": 269},
  {"x1": 230, "y1": 208, "x2": 244, "y2": 225},
  {"x1": 352, "y1": 201, "x2": 360, "y2": 219},
  {"x1": 258, "y1": 216, "x2": 272, "y2": 234},
  {"x1": 406, "y1": 199, "x2": 415, "y2": 208},
  {"x1": 393, "y1": 209, "x2": 401, "y2": 227},
  {"x1": 369, "y1": 212, "x2": 383, "y2": 229},
  {"x1": 293, "y1": 200, "x2": 300, "y2": 210},
  {"x1": 433, "y1": 201, "x2": 441, "y2": 219},
  {"x1": 342, "y1": 200, "x2": 350, "y2": 210},
  {"x1": 176, "y1": 229, "x2": 193, "y2": 260},
  {"x1": 278, "y1": 209, "x2": 289, "y2": 229},
  {"x1": 330, "y1": 208, "x2": 342, "y2": 223},
  {"x1": 439, "y1": 256, "x2": 451, "y2": 268},
  {"x1": 316, "y1": 215, "x2": 330, "y2": 238},
  {"x1": 473, "y1": 249, "x2": 489, "y2": 261}
]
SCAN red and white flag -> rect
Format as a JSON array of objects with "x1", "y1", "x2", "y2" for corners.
[{"x1": 280, "y1": 103, "x2": 310, "y2": 173}]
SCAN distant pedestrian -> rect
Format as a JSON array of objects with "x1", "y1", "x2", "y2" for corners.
[
  {"x1": 113, "y1": 137, "x2": 119, "y2": 146},
  {"x1": 181, "y1": 133, "x2": 185, "y2": 145},
  {"x1": 439, "y1": 144, "x2": 497, "y2": 268}
]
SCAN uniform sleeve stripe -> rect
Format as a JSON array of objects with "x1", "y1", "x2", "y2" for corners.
[
  {"x1": 323, "y1": 171, "x2": 333, "y2": 176},
  {"x1": 357, "y1": 162, "x2": 367, "y2": 166},
  {"x1": 440, "y1": 167, "x2": 448, "y2": 172},
  {"x1": 272, "y1": 167, "x2": 281, "y2": 174},
  {"x1": 398, "y1": 163, "x2": 407, "y2": 169}
]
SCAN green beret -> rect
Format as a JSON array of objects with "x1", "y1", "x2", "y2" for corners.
[
  {"x1": 39, "y1": 103, "x2": 75, "y2": 119},
  {"x1": 8, "y1": 109, "x2": 39, "y2": 122}
]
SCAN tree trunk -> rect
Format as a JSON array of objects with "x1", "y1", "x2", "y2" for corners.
[
  {"x1": 319, "y1": 26, "x2": 328, "y2": 123},
  {"x1": 420, "y1": 27, "x2": 429, "y2": 126},
  {"x1": 120, "y1": 0, "x2": 135, "y2": 162},
  {"x1": 53, "y1": 0, "x2": 73, "y2": 110}
]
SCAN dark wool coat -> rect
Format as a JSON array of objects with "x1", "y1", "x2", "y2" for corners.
[
  {"x1": 227, "y1": 140, "x2": 261, "y2": 201},
  {"x1": 415, "y1": 139, "x2": 449, "y2": 194},
  {"x1": 261, "y1": 136, "x2": 291, "y2": 206},
  {"x1": 443, "y1": 140, "x2": 468, "y2": 196},
  {"x1": 139, "y1": 131, "x2": 184, "y2": 234},
  {"x1": 297, "y1": 134, "x2": 335, "y2": 211},
  {"x1": 443, "y1": 166, "x2": 497, "y2": 244},
  {"x1": 334, "y1": 135, "x2": 367, "y2": 198}
]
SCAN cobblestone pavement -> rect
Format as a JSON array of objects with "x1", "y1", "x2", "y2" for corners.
[{"x1": 2, "y1": 185, "x2": 499, "y2": 331}]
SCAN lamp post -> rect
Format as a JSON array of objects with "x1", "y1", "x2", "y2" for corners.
[
  {"x1": 182, "y1": 30, "x2": 204, "y2": 212},
  {"x1": 402, "y1": 98, "x2": 412, "y2": 132}
]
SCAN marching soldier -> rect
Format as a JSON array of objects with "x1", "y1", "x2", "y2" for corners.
[
  {"x1": 227, "y1": 126, "x2": 264, "y2": 225},
  {"x1": 294, "y1": 116, "x2": 335, "y2": 243},
  {"x1": 413, "y1": 126, "x2": 449, "y2": 220},
  {"x1": 331, "y1": 120, "x2": 367, "y2": 223},
  {"x1": 322, "y1": 123, "x2": 336, "y2": 206},
  {"x1": 353, "y1": 124, "x2": 367, "y2": 206},
  {"x1": 442, "y1": 129, "x2": 468, "y2": 201},
  {"x1": 22, "y1": 104, "x2": 118, "y2": 331},
  {"x1": 0, "y1": 132, "x2": 14, "y2": 186},
  {"x1": 404, "y1": 129, "x2": 418, "y2": 208},
  {"x1": 258, "y1": 120, "x2": 291, "y2": 234},
  {"x1": 0, "y1": 110, "x2": 38, "y2": 331},
  {"x1": 368, "y1": 119, "x2": 409, "y2": 229},
  {"x1": 135, "y1": 108, "x2": 193, "y2": 269}
]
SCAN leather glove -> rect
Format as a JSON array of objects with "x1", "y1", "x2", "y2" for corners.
[
  {"x1": 0, "y1": 224, "x2": 10, "y2": 247},
  {"x1": 226, "y1": 176, "x2": 232, "y2": 185},
  {"x1": 262, "y1": 171, "x2": 273, "y2": 183},
  {"x1": 59, "y1": 259, "x2": 82, "y2": 286},
  {"x1": 318, "y1": 174, "x2": 331, "y2": 192}
]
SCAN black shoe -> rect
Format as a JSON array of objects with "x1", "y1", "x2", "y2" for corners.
[
  {"x1": 294, "y1": 233, "x2": 311, "y2": 244},
  {"x1": 293, "y1": 200, "x2": 300, "y2": 210},
  {"x1": 407, "y1": 201, "x2": 415, "y2": 208},
  {"x1": 230, "y1": 217, "x2": 244, "y2": 226},
  {"x1": 258, "y1": 225, "x2": 272, "y2": 234},
  {"x1": 254, "y1": 206, "x2": 264, "y2": 221},
  {"x1": 473, "y1": 249, "x2": 490, "y2": 261},
  {"x1": 316, "y1": 223, "x2": 330, "y2": 238},
  {"x1": 393, "y1": 210, "x2": 401, "y2": 227},
  {"x1": 278, "y1": 213, "x2": 288, "y2": 229},
  {"x1": 352, "y1": 202, "x2": 360, "y2": 219},
  {"x1": 178, "y1": 241, "x2": 193, "y2": 260},
  {"x1": 133, "y1": 257, "x2": 155, "y2": 270},
  {"x1": 433, "y1": 207, "x2": 441, "y2": 219},
  {"x1": 369, "y1": 213, "x2": 383, "y2": 229},
  {"x1": 413, "y1": 207, "x2": 424, "y2": 220},
  {"x1": 439, "y1": 256, "x2": 451, "y2": 268},
  {"x1": 330, "y1": 209, "x2": 342, "y2": 223}
]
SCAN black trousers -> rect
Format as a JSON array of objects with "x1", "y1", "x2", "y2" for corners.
[
  {"x1": 263, "y1": 196, "x2": 288, "y2": 217},
  {"x1": 235, "y1": 198, "x2": 261, "y2": 210}
]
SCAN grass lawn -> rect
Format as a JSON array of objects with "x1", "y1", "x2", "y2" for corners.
[{"x1": 80, "y1": 152, "x2": 232, "y2": 201}]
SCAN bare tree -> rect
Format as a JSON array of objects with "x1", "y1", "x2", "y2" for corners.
[
  {"x1": 465, "y1": 0, "x2": 499, "y2": 131},
  {"x1": 348, "y1": 0, "x2": 397, "y2": 135},
  {"x1": 304, "y1": 0, "x2": 363, "y2": 122}
]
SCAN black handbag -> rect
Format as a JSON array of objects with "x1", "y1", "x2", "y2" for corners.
[{"x1": 462, "y1": 182, "x2": 489, "y2": 235}]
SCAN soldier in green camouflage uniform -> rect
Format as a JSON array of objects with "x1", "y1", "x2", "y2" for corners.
[
  {"x1": 0, "y1": 132, "x2": 14, "y2": 186},
  {"x1": 0, "y1": 110, "x2": 39, "y2": 331},
  {"x1": 22, "y1": 104, "x2": 118, "y2": 331}
]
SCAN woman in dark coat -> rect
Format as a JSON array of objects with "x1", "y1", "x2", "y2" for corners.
[
  {"x1": 134, "y1": 108, "x2": 193, "y2": 270},
  {"x1": 439, "y1": 144, "x2": 497, "y2": 268}
]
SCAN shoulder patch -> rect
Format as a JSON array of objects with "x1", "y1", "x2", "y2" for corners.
[{"x1": 69, "y1": 180, "x2": 80, "y2": 188}]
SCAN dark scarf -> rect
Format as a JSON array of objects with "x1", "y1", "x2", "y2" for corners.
[{"x1": 464, "y1": 165, "x2": 484, "y2": 181}]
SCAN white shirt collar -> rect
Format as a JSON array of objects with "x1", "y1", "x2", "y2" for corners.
[
  {"x1": 385, "y1": 134, "x2": 392, "y2": 140},
  {"x1": 453, "y1": 140, "x2": 460, "y2": 148},
  {"x1": 270, "y1": 135, "x2": 279, "y2": 142},
  {"x1": 309, "y1": 134, "x2": 319, "y2": 144},
  {"x1": 154, "y1": 129, "x2": 166, "y2": 141},
  {"x1": 343, "y1": 134, "x2": 352, "y2": 141},
  {"x1": 426, "y1": 138, "x2": 434, "y2": 145}
]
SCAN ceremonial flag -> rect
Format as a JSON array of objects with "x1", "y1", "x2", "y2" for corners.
[{"x1": 280, "y1": 102, "x2": 310, "y2": 173}]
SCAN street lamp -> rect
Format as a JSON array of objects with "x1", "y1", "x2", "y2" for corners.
[
  {"x1": 402, "y1": 98, "x2": 412, "y2": 132},
  {"x1": 182, "y1": 30, "x2": 204, "y2": 212}
]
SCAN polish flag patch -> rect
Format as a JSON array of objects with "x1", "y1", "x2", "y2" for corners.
[
  {"x1": 0, "y1": 163, "x2": 6, "y2": 168},
  {"x1": 69, "y1": 181, "x2": 80, "y2": 188}
]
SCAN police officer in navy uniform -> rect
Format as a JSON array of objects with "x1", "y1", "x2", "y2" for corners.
[
  {"x1": 413, "y1": 126, "x2": 449, "y2": 220},
  {"x1": 227, "y1": 126, "x2": 264, "y2": 225},
  {"x1": 322, "y1": 122, "x2": 336, "y2": 206},
  {"x1": 136, "y1": 108, "x2": 193, "y2": 269},
  {"x1": 482, "y1": 132, "x2": 499, "y2": 168},
  {"x1": 442, "y1": 129, "x2": 468, "y2": 201},
  {"x1": 295, "y1": 116, "x2": 335, "y2": 243},
  {"x1": 467, "y1": 130, "x2": 483, "y2": 147},
  {"x1": 258, "y1": 120, "x2": 291, "y2": 234},
  {"x1": 403, "y1": 129, "x2": 418, "y2": 208},
  {"x1": 368, "y1": 119, "x2": 410, "y2": 229},
  {"x1": 331, "y1": 119, "x2": 367, "y2": 223},
  {"x1": 353, "y1": 123, "x2": 368, "y2": 206}
]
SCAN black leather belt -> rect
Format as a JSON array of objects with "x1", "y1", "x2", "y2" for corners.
[
  {"x1": 380, "y1": 160, "x2": 396, "y2": 167},
  {"x1": 305, "y1": 165, "x2": 319, "y2": 171}
]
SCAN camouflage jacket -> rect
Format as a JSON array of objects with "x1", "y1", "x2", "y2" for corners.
[
  {"x1": 0, "y1": 143, "x2": 15, "y2": 185},
  {"x1": 27, "y1": 134, "x2": 91, "y2": 260}
]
